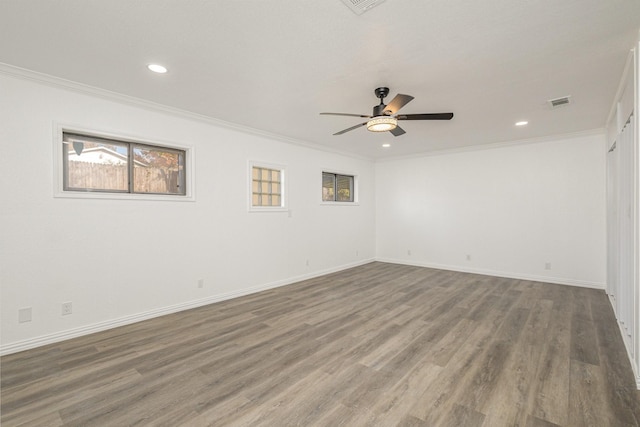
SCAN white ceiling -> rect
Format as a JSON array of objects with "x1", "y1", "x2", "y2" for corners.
[{"x1": 1, "y1": 0, "x2": 638, "y2": 159}]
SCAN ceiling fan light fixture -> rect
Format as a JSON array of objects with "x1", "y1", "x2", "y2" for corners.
[{"x1": 367, "y1": 116, "x2": 397, "y2": 132}]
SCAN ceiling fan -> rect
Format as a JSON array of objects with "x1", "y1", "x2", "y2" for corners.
[{"x1": 320, "y1": 87, "x2": 453, "y2": 137}]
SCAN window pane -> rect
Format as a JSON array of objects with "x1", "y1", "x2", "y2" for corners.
[
  {"x1": 251, "y1": 165, "x2": 284, "y2": 207},
  {"x1": 322, "y1": 172, "x2": 335, "y2": 201},
  {"x1": 336, "y1": 174, "x2": 354, "y2": 202},
  {"x1": 62, "y1": 132, "x2": 187, "y2": 197},
  {"x1": 133, "y1": 145, "x2": 186, "y2": 195},
  {"x1": 63, "y1": 134, "x2": 129, "y2": 192}
]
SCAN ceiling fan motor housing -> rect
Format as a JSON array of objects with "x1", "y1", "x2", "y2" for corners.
[
  {"x1": 373, "y1": 87, "x2": 391, "y2": 116},
  {"x1": 373, "y1": 103, "x2": 389, "y2": 116}
]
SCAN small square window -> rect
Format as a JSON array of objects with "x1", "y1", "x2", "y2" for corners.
[
  {"x1": 322, "y1": 172, "x2": 355, "y2": 203},
  {"x1": 249, "y1": 163, "x2": 286, "y2": 211}
]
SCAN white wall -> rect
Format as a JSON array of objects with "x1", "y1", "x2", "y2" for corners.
[
  {"x1": 375, "y1": 133, "x2": 607, "y2": 288},
  {"x1": 0, "y1": 69, "x2": 610, "y2": 355},
  {"x1": 0, "y1": 73, "x2": 376, "y2": 353}
]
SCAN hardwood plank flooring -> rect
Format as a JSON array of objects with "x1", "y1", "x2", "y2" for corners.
[{"x1": 2, "y1": 262, "x2": 640, "y2": 426}]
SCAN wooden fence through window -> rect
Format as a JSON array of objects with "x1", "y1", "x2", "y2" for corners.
[{"x1": 67, "y1": 162, "x2": 180, "y2": 193}]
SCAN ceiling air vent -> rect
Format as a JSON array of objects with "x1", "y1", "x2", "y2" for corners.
[
  {"x1": 548, "y1": 96, "x2": 571, "y2": 109},
  {"x1": 340, "y1": 0, "x2": 386, "y2": 15}
]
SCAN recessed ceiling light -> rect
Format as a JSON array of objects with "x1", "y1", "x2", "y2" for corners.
[
  {"x1": 147, "y1": 64, "x2": 167, "y2": 74},
  {"x1": 515, "y1": 121, "x2": 528, "y2": 126},
  {"x1": 382, "y1": 143, "x2": 391, "y2": 148}
]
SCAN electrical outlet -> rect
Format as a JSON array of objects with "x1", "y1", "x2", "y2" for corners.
[
  {"x1": 355, "y1": 250, "x2": 359, "y2": 257},
  {"x1": 197, "y1": 279, "x2": 204, "y2": 288},
  {"x1": 545, "y1": 262, "x2": 551, "y2": 270},
  {"x1": 407, "y1": 249, "x2": 412, "y2": 256},
  {"x1": 466, "y1": 254, "x2": 471, "y2": 261},
  {"x1": 62, "y1": 302, "x2": 72, "y2": 316},
  {"x1": 18, "y1": 307, "x2": 32, "y2": 323},
  {"x1": 305, "y1": 259, "x2": 310, "y2": 267}
]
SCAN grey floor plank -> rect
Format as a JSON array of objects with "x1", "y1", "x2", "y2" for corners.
[{"x1": 1, "y1": 262, "x2": 639, "y2": 426}]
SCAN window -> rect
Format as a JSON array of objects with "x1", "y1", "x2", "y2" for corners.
[
  {"x1": 62, "y1": 132, "x2": 186, "y2": 196},
  {"x1": 322, "y1": 172, "x2": 355, "y2": 202},
  {"x1": 249, "y1": 162, "x2": 286, "y2": 211}
]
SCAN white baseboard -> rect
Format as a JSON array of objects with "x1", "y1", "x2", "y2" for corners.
[
  {"x1": 375, "y1": 257, "x2": 606, "y2": 289},
  {"x1": 0, "y1": 259, "x2": 375, "y2": 356}
]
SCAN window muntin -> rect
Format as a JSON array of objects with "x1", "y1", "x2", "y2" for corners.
[
  {"x1": 322, "y1": 172, "x2": 354, "y2": 202},
  {"x1": 251, "y1": 165, "x2": 285, "y2": 209},
  {"x1": 62, "y1": 132, "x2": 186, "y2": 196}
]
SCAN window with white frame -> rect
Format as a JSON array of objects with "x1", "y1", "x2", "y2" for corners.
[
  {"x1": 62, "y1": 132, "x2": 187, "y2": 196},
  {"x1": 250, "y1": 163, "x2": 286, "y2": 210},
  {"x1": 322, "y1": 172, "x2": 355, "y2": 202}
]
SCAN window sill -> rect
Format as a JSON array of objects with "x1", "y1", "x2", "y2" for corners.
[
  {"x1": 248, "y1": 206, "x2": 289, "y2": 213},
  {"x1": 54, "y1": 190, "x2": 195, "y2": 202},
  {"x1": 320, "y1": 201, "x2": 359, "y2": 206}
]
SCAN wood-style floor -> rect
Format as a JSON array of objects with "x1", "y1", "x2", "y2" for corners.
[{"x1": 2, "y1": 262, "x2": 639, "y2": 426}]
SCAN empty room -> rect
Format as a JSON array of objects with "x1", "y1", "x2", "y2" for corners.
[{"x1": 1, "y1": 1, "x2": 640, "y2": 426}]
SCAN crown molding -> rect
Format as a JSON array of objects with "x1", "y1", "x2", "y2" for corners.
[
  {"x1": 0, "y1": 62, "x2": 606, "y2": 165},
  {"x1": 0, "y1": 62, "x2": 373, "y2": 162},
  {"x1": 605, "y1": 49, "x2": 635, "y2": 129},
  {"x1": 375, "y1": 128, "x2": 606, "y2": 163}
]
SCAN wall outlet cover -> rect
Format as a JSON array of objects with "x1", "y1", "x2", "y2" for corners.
[
  {"x1": 18, "y1": 307, "x2": 32, "y2": 323},
  {"x1": 62, "y1": 302, "x2": 73, "y2": 315}
]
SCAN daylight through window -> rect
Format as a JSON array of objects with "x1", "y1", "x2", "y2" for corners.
[
  {"x1": 252, "y1": 166, "x2": 283, "y2": 207},
  {"x1": 62, "y1": 132, "x2": 186, "y2": 195},
  {"x1": 322, "y1": 172, "x2": 354, "y2": 202}
]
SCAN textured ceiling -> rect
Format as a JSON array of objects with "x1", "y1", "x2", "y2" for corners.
[{"x1": 1, "y1": 0, "x2": 638, "y2": 159}]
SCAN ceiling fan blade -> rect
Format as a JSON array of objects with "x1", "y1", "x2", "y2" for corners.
[
  {"x1": 334, "y1": 122, "x2": 367, "y2": 135},
  {"x1": 397, "y1": 112, "x2": 454, "y2": 120},
  {"x1": 321, "y1": 112, "x2": 372, "y2": 118},
  {"x1": 384, "y1": 94, "x2": 414, "y2": 115},
  {"x1": 389, "y1": 126, "x2": 406, "y2": 137}
]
